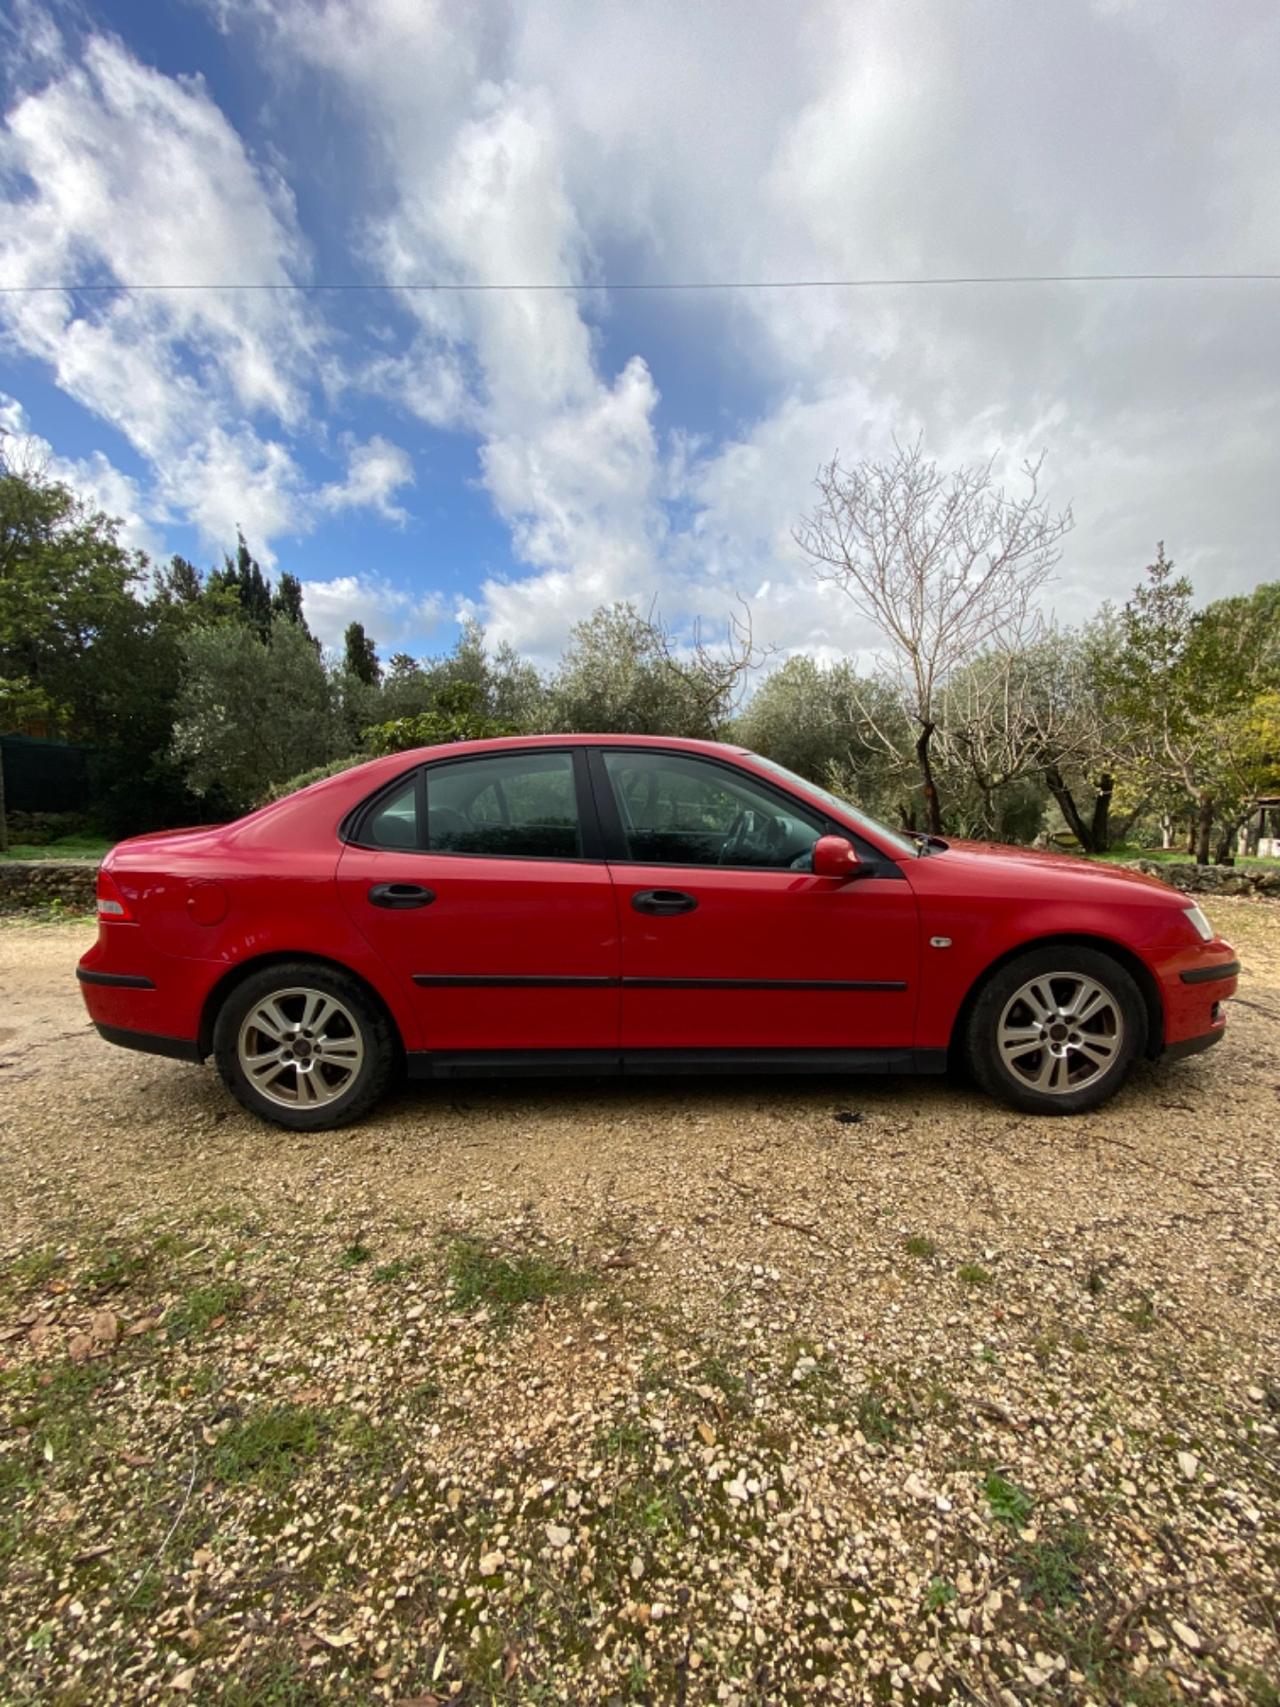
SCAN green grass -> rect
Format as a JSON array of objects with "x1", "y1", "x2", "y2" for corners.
[
  {"x1": 444, "y1": 1234, "x2": 589, "y2": 1324},
  {"x1": 211, "y1": 1404, "x2": 326, "y2": 1487},
  {"x1": 0, "y1": 834, "x2": 113, "y2": 862},
  {"x1": 1092, "y1": 844, "x2": 1280, "y2": 868},
  {"x1": 903, "y1": 1234, "x2": 937, "y2": 1260},
  {"x1": 338, "y1": 1239, "x2": 373, "y2": 1269},
  {"x1": 166, "y1": 1280, "x2": 247, "y2": 1340},
  {"x1": 1013, "y1": 1522, "x2": 1092, "y2": 1610},
  {"x1": 957, "y1": 1262, "x2": 992, "y2": 1287}
]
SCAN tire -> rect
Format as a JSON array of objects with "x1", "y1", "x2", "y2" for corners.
[
  {"x1": 965, "y1": 946, "x2": 1146, "y2": 1116},
  {"x1": 213, "y1": 961, "x2": 396, "y2": 1130}
]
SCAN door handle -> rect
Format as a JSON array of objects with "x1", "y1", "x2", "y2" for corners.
[
  {"x1": 368, "y1": 882, "x2": 436, "y2": 910},
  {"x1": 631, "y1": 889, "x2": 698, "y2": 916}
]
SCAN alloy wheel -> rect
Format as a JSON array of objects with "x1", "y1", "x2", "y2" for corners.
[
  {"x1": 996, "y1": 972, "x2": 1124, "y2": 1097},
  {"x1": 236, "y1": 986, "x2": 365, "y2": 1110}
]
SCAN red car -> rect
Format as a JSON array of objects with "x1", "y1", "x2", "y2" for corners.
[{"x1": 78, "y1": 735, "x2": 1238, "y2": 1129}]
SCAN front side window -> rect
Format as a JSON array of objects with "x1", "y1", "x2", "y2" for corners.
[
  {"x1": 426, "y1": 751, "x2": 582, "y2": 859},
  {"x1": 601, "y1": 750, "x2": 823, "y2": 869}
]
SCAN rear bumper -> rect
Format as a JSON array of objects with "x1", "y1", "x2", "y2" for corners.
[{"x1": 94, "y1": 1023, "x2": 204, "y2": 1064}]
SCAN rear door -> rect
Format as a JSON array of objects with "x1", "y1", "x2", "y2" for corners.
[
  {"x1": 337, "y1": 747, "x2": 620, "y2": 1053},
  {"x1": 590, "y1": 747, "x2": 919, "y2": 1052}
]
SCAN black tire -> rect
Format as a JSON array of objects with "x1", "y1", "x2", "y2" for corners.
[
  {"x1": 213, "y1": 961, "x2": 396, "y2": 1130},
  {"x1": 965, "y1": 945, "x2": 1146, "y2": 1116}
]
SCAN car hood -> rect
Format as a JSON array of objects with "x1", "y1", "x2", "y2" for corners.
[{"x1": 925, "y1": 839, "x2": 1181, "y2": 895}]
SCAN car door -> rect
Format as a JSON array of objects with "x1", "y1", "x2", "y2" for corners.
[
  {"x1": 590, "y1": 747, "x2": 920, "y2": 1053},
  {"x1": 337, "y1": 747, "x2": 620, "y2": 1055}
]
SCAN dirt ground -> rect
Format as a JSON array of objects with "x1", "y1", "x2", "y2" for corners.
[{"x1": 1, "y1": 901, "x2": 1277, "y2": 1706}]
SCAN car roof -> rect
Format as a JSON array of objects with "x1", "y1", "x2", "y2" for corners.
[{"x1": 388, "y1": 733, "x2": 752, "y2": 761}]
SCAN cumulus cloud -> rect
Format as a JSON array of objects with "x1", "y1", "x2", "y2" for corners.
[
  {"x1": 299, "y1": 574, "x2": 447, "y2": 653},
  {"x1": 319, "y1": 435, "x2": 414, "y2": 522},
  {"x1": 7, "y1": 1, "x2": 1280, "y2": 655}
]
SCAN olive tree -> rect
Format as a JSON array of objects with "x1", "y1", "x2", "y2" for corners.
[{"x1": 795, "y1": 441, "x2": 1073, "y2": 833}]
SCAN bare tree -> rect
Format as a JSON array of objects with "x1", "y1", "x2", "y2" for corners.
[{"x1": 795, "y1": 440, "x2": 1073, "y2": 833}]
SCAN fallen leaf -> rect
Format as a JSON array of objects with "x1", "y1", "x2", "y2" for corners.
[
  {"x1": 172, "y1": 1669, "x2": 196, "y2": 1692},
  {"x1": 315, "y1": 1629, "x2": 358, "y2": 1650},
  {"x1": 372, "y1": 1663, "x2": 394, "y2": 1681},
  {"x1": 121, "y1": 1452, "x2": 154, "y2": 1468},
  {"x1": 697, "y1": 1421, "x2": 716, "y2": 1447},
  {"x1": 126, "y1": 1317, "x2": 161, "y2": 1338},
  {"x1": 67, "y1": 1333, "x2": 93, "y2": 1364},
  {"x1": 71, "y1": 1544, "x2": 113, "y2": 1564},
  {"x1": 89, "y1": 1310, "x2": 119, "y2": 1346}
]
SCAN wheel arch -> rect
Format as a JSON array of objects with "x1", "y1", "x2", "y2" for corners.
[
  {"x1": 197, "y1": 951, "x2": 406, "y2": 1062},
  {"x1": 947, "y1": 933, "x2": 1164, "y2": 1065}
]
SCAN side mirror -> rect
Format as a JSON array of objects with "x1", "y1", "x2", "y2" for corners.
[{"x1": 811, "y1": 834, "x2": 862, "y2": 880}]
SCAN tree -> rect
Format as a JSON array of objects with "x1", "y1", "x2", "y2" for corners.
[
  {"x1": 550, "y1": 602, "x2": 759, "y2": 737},
  {"x1": 343, "y1": 621, "x2": 382, "y2": 686},
  {"x1": 363, "y1": 680, "x2": 518, "y2": 755},
  {"x1": 795, "y1": 441, "x2": 1073, "y2": 833},
  {"x1": 171, "y1": 616, "x2": 341, "y2": 810},
  {"x1": 208, "y1": 531, "x2": 273, "y2": 641}
]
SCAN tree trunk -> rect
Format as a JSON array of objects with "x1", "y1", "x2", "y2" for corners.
[
  {"x1": 915, "y1": 723, "x2": 943, "y2": 836},
  {"x1": 1186, "y1": 816, "x2": 1197, "y2": 857},
  {"x1": 1194, "y1": 795, "x2": 1214, "y2": 865},
  {"x1": 896, "y1": 800, "x2": 918, "y2": 834},
  {"x1": 1160, "y1": 813, "x2": 1172, "y2": 850},
  {"x1": 0, "y1": 739, "x2": 7, "y2": 855},
  {"x1": 1088, "y1": 772, "x2": 1114, "y2": 853},
  {"x1": 1044, "y1": 763, "x2": 1096, "y2": 851}
]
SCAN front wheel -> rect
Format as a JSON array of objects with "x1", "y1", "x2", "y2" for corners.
[
  {"x1": 965, "y1": 947, "x2": 1146, "y2": 1116},
  {"x1": 213, "y1": 962, "x2": 395, "y2": 1130}
]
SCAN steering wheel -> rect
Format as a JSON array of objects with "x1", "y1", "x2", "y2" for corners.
[{"x1": 720, "y1": 808, "x2": 786, "y2": 864}]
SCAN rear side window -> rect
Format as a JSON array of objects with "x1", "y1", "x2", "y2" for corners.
[
  {"x1": 426, "y1": 751, "x2": 582, "y2": 859},
  {"x1": 363, "y1": 776, "x2": 420, "y2": 850}
]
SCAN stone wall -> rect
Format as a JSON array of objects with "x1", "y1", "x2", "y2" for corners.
[
  {"x1": 0, "y1": 860, "x2": 99, "y2": 913},
  {"x1": 1121, "y1": 859, "x2": 1280, "y2": 898}
]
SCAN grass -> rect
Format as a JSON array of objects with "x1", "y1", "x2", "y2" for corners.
[
  {"x1": 0, "y1": 834, "x2": 113, "y2": 862},
  {"x1": 1092, "y1": 843, "x2": 1280, "y2": 869},
  {"x1": 444, "y1": 1234, "x2": 589, "y2": 1324},
  {"x1": 338, "y1": 1239, "x2": 373, "y2": 1268},
  {"x1": 903, "y1": 1234, "x2": 937, "y2": 1260},
  {"x1": 211, "y1": 1404, "x2": 326, "y2": 1487},
  {"x1": 957, "y1": 1262, "x2": 992, "y2": 1287},
  {"x1": 166, "y1": 1280, "x2": 247, "y2": 1340},
  {"x1": 1014, "y1": 1521, "x2": 1092, "y2": 1611}
]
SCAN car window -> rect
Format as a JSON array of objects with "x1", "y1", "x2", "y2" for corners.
[
  {"x1": 600, "y1": 750, "x2": 823, "y2": 869},
  {"x1": 426, "y1": 751, "x2": 582, "y2": 859},
  {"x1": 363, "y1": 776, "x2": 420, "y2": 850}
]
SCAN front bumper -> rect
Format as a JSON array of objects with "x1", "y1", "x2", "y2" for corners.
[{"x1": 93, "y1": 1022, "x2": 204, "y2": 1064}]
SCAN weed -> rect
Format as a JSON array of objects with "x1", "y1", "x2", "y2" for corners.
[
  {"x1": 211, "y1": 1405, "x2": 325, "y2": 1487},
  {"x1": 7, "y1": 1247, "x2": 64, "y2": 1291},
  {"x1": 1014, "y1": 1521, "x2": 1091, "y2": 1609},
  {"x1": 984, "y1": 1469, "x2": 1034, "y2": 1529},
  {"x1": 958, "y1": 1263, "x2": 992, "y2": 1287},
  {"x1": 1085, "y1": 1268, "x2": 1106, "y2": 1295},
  {"x1": 373, "y1": 1257, "x2": 417, "y2": 1284},
  {"x1": 166, "y1": 1281, "x2": 246, "y2": 1340},
  {"x1": 339, "y1": 1240, "x2": 373, "y2": 1269},
  {"x1": 923, "y1": 1577, "x2": 956, "y2": 1612},
  {"x1": 1125, "y1": 1293, "x2": 1157, "y2": 1331},
  {"x1": 1234, "y1": 1665, "x2": 1280, "y2": 1707},
  {"x1": 445, "y1": 1235, "x2": 588, "y2": 1324},
  {"x1": 855, "y1": 1387, "x2": 898, "y2": 1445},
  {"x1": 903, "y1": 1234, "x2": 937, "y2": 1260}
]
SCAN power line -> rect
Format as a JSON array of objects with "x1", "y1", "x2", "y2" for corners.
[{"x1": 1, "y1": 270, "x2": 1279, "y2": 295}]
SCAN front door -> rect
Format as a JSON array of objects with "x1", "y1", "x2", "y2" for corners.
[
  {"x1": 338, "y1": 748, "x2": 620, "y2": 1053},
  {"x1": 591, "y1": 748, "x2": 919, "y2": 1052}
]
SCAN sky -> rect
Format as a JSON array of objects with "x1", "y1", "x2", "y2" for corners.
[{"x1": 1, "y1": 0, "x2": 1277, "y2": 668}]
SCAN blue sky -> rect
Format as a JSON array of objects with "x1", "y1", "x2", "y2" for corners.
[{"x1": 2, "y1": 0, "x2": 1278, "y2": 666}]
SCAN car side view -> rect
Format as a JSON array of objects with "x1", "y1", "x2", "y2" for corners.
[{"x1": 77, "y1": 735, "x2": 1240, "y2": 1130}]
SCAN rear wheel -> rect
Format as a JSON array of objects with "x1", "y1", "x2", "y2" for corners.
[
  {"x1": 213, "y1": 962, "x2": 395, "y2": 1130},
  {"x1": 966, "y1": 946, "x2": 1146, "y2": 1115}
]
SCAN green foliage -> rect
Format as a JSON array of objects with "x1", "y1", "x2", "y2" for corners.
[
  {"x1": 171, "y1": 616, "x2": 341, "y2": 810},
  {"x1": 364, "y1": 679, "x2": 519, "y2": 755},
  {"x1": 257, "y1": 754, "x2": 365, "y2": 806},
  {"x1": 211, "y1": 1404, "x2": 326, "y2": 1486},
  {"x1": 984, "y1": 1469, "x2": 1034, "y2": 1529},
  {"x1": 343, "y1": 620, "x2": 381, "y2": 685}
]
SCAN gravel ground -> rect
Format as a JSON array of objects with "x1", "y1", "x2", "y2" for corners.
[{"x1": 1, "y1": 902, "x2": 1277, "y2": 1707}]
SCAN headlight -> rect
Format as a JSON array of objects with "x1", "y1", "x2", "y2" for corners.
[{"x1": 1183, "y1": 904, "x2": 1214, "y2": 942}]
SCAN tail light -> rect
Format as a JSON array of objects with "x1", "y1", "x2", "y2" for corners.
[{"x1": 97, "y1": 868, "x2": 135, "y2": 922}]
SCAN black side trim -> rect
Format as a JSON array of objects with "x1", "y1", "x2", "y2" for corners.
[
  {"x1": 1179, "y1": 960, "x2": 1240, "y2": 985},
  {"x1": 77, "y1": 969, "x2": 155, "y2": 989},
  {"x1": 624, "y1": 976, "x2": 908, "y2": 992},
  {"x1": 411, "y1": 974, "x2": 909, "y2": 992},
  {"x1": 95, "y1": 1023, "x2": 203, "y2": 1063},
  {"x1": 1163, "y1": 1027, "x2": 1226, "y2": 1062},
  {"x1": 413, "y1": 974, "x2": 616, "y2": 988},
  {"x1": 406, "y1": 1046, "x2": 946, "y2": 1081}
]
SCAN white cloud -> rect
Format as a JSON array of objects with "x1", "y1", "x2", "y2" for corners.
[
  {"x1": 319, "y1": 434, "x2": 414, "y2": 522},
  {"x1": 299, "y1": 573, "x2": 446, "y2": 652}
]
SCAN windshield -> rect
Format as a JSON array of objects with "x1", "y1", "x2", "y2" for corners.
[{"x1": 746, "y1": 754, "x2": 919, "y2": 861}]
